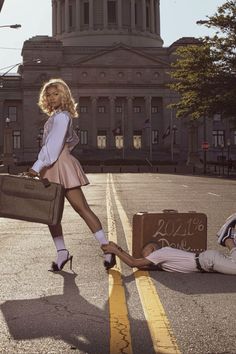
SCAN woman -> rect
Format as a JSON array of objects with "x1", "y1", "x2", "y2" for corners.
[{"x1": 27, "y1": 78, "x2": 115, "y2": 271}]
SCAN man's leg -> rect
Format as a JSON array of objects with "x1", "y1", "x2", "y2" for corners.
[{"x1": 199, "y1": 239, "x2": 236, "y2": 275}]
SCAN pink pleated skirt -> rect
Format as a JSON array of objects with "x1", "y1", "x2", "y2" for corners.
[{"x1": 40, "y1": 144, "x2": 89, "y2": 189}]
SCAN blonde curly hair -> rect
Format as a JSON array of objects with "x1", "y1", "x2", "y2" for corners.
[{"x1": 38, "y1": 78, "x2": 78, "y2": 118}]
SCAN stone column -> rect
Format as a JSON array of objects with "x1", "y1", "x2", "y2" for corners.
[
  {"x1": 76, "y1": 0, "x2": 81, "y2": 31},
  {"x1": 127, "y1": 96, "x2": 134, "y2": 148},
  {"x1": 117, "y1": 0, "x2": 122, "y2": 29},
  {"x1": 142, "y1": 0, "x2": 146, "y2": 32},
  {"x1": 89, "y1": 0, "x2": 94, "y2": 30},
  {"x1": 103, "y1": 0, "x2": 108, "y2": 29},
  {"x1": 131, "y1": 0, "x2": 135, "y2": 31},
  {"x1": 145, "y1": 96, "x2": 152, "y2": 150},
  {"x1": 0, "y1": 100, "x2": 4, "y2": 152},
  {"x1": 65, "y1": 0, "x2": 70, "y2": 33},
  {"x1": 3, "y1": 120, "x2": 14, "y2": 168},
  {"x1": 0, "y1": 100, "x2": 4, "y2": 122},
  {"x1": 150, "y1": 0, "x2": 155, "y2": 33},
  {"x1": 52, "y1": 0, "x2": 57, "y2": 36},
  {"x1": 109, "y1": 96, "x2": 116, "y2": 147},
  {"x1": 155, "y1": 0, "x2": 160, "y2": 35},
  {"x1": 91, "y1": 96, "x2": 98, "y2": 146},
  {"x1": 145, "y1": 95, "x2": 152, "y2": 118},
  {"x1": 56, "y1": 0, "x2": 61, "y2": 34}
]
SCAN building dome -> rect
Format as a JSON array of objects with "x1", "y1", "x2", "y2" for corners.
[{"x1": 52, "y1": 0, "x2": 163, "y2": 47}]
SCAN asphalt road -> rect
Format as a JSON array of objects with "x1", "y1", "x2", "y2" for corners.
[{"x1": 0, "y1": 173, "x2": 236, "y2": 354}]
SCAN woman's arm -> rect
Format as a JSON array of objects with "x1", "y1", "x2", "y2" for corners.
[
  {"x1": 102, "y1": 242, "x2": 152, "y2": 268},
  {"x1": 32, "y1": 112, "x2": 70, "y2": 173}
]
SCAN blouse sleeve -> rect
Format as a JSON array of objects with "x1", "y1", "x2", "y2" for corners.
[
  {"x1": 144, "y1": 248, "x2": 169, "y2": 265},
  {"x1": 32, "y1": 112, "x2": 70, "y2": 173}
]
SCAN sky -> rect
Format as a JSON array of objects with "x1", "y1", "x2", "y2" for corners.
[{"x1": 0, "y1": 0, "x2": 226, "y2": 73}]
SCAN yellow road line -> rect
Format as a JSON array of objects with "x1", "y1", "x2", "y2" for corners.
[
  {"x1": 109, "y1": 174, "x2": 181, "y2": 354},
  {"x1": 106, "y1": 175, "x2": 133, "y2": 354}
]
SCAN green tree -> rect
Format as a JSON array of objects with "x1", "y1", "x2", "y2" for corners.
[
  {"x1": 169, "y1": 0, "x2": 236, "y2": 120},
  {"x1": 198, "y1": 0, "x2": 236, "y2": 118},
  {"x1": 169, "y1": 42, "x2": 218, "y2": 120}
]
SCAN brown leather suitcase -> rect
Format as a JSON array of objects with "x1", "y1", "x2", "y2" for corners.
[
  {"x1": 0, "y1": 174, "x2": 65, "y2": 225},
  {"x1": 132, "y1": 209, "x2": 207, "y2": 258}
]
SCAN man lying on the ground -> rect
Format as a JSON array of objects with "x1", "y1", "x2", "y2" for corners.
[{"x1": 102, "y1": 215, "x2": 236, "y2": 274}]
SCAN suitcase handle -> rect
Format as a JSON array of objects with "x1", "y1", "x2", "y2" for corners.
[
  {"x1": 162, "y1": 209, "x2": 178, "y2": 213},
  {"x1": 17, "y1": 173, "x2": 51, "y2": 188}
]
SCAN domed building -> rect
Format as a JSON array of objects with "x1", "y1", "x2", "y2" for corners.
[{"x1": 0, "y1": 0, "x2": 232, "y2": 169}]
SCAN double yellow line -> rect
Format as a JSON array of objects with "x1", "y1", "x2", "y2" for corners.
[{"x1": 106, "y1": 174, "x2": 181, "y2": 354}]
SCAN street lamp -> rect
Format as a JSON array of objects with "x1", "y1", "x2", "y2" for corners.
[
  {"x1": 75, "y1": 125, "x2": 80, "y2": 136},
  {"x1": 227, "y1": 138, "x2": 231, "y2": 177},
  {"x1": 172, "y1": 125, "x2": 177, "y2": 145},
  {"x1": 0, "y1": 24, "x2": 21, "y2": 29},
  {"x1": 3, "y1": 117, "x2": 14, "y2": 172},
  {"x1": 5, "y1": 116, "x2": 10, "y2": 127},
  {"x1": 0, "y1": 58, "x2": 42, "y2": 88}
]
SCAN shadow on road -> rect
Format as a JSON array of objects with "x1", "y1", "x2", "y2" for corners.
[
  {"x1": 1, "y1": 271, "x2": 109, "y2": 352},
  {"x1": 1, "y1": 270, "x2": 154, "y2": 354},
  {"x1": 129, "y1": 270, "x2": 236, "y2": 295}
]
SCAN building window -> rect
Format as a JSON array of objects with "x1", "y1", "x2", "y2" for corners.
[
  {"x1": 136, "y1": 71, "x2": 142, "y2": 78},
  {"x1": 8, "y1": 106, "x2": 17, "y2": 122},
  {"x1": 97, "y1": 130, "x2": 107, "y2": 149},
  {"x1": 133, "y1": 130, "x2": 142, "y2": 149},
  {"x1": 98, "y1": 106, "x2": 105, "y2": 113},
  {"x1": 80, "y1": 130, "x2": 88, "y2": 145},
  {"x1": 13, "y1": 130, "x2": 21, "y2": 149},
  {"x1": 134, "y1": 106, "x2": 141, "y2": 113},
  {"x1": 117, "y1": 71, "x2": 124, "y2": 78},
  {"x1": 212, "y1": 130, "x2": 225, "y2": 147},
  {"x1": 108, "y1": 1, "x2": 117, "y2": 24},
  {"x1": 213, "y1": 114, "x2": 221, "y2": 121},
  {"x1": 115, "y1": 106, "x2": 122, "y2": 113},
  {"x1": 81, "y1": 71, "x2": 88, "y2": 78},
  {"x1": 151, "y1": 106, "x2": 158, "y2": 113},
  {"x1": 80, "y1": 106, "x2": 88, "y2": 113},
  {"x1": 115, "y1": 135, "x2": 123, "y2": 149},
  {"x1": 152, "y1": 130, "x2": 159, "y2": 144},
  {"x1": 84, "y1": 1, "x2": 89, "y2": 25}
]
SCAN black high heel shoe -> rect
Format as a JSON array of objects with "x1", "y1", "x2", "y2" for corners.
[
  {"x1": 49, "y1": 249, "x2": 73, "y2": 272},
  {"x1": 104, "y1": 253, "x2": 116, "y2": 270}
]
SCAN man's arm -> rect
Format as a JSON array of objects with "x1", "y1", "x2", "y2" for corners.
[{"x1": 101, "y1": 242, "x2": 152, "y2": 268}]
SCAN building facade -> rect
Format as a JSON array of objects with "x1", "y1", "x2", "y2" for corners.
[{"x1": 0, "y1": 0, "x2": 235, "y2": 166}]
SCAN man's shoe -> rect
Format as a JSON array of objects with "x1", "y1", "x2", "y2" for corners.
[
  {"x1": 217, "y1": 214, "x2": 236, "y2": 246},
  {"x1": 217, "y1": 226, "x2": 234, "y2": 246}
]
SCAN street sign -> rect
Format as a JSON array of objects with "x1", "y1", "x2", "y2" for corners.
[{"x1": 201, "y1": 141, "x2": 209, "y2": 150}]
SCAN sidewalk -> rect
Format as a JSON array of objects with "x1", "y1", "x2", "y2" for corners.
[{"x1": 1, "y1": 162, "x2": 236, "y2": 178}]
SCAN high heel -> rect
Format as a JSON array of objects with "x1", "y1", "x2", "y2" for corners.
[
  {"x1": 104, "y1": 253, "x2": 116, "y2": 270},
  {"x1": 49, "y1": 249, "x2": 73, "y2": 272}
]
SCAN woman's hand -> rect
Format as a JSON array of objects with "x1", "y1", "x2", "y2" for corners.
[
  {"x1": 23, "y1": 169, "x2": 39, "y2": 177},
  {"x1": 101, "y1": 241, "x2": 122, "y2": 254}
]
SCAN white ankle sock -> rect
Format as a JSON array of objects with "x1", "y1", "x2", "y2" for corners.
[
  {"x1": 52, "y1": 236, "x2": 68, "y2": 268},
  {"x1": 94, "y1": 229, "x2": 112, "y2": 263}
]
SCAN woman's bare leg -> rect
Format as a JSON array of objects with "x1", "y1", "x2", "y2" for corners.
[
  {"x1": 65, "y1": 187, "x2": 113, "y2": 264},
  {"x1": 48, "y1": 223, "x2": 69, "y2": 269}
]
